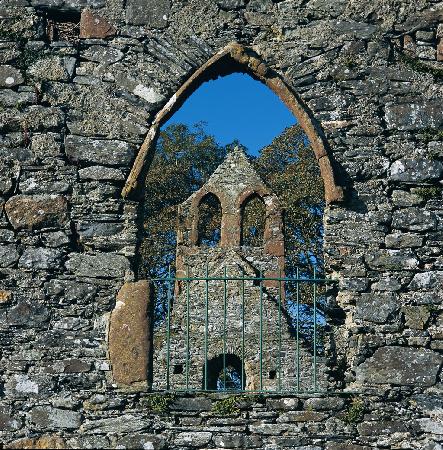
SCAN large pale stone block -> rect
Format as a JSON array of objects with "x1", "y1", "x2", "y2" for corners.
[
  {"x1": 356, "y1": 346, "x2": 442, "y2": 387},
  {"x1": 109, "y1": 281, "x2": 151, "y2": 385},
  {"x1": 5, "y1": 195, "x2": 68, "y2": 230}
]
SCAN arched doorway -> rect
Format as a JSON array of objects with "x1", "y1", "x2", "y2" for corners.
[{"x1": 204, "y1": 354, "x2": 245, "y2": 391}]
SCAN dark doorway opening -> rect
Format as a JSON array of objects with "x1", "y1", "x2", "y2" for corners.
[{"x1": 204, "y1": 354, "x2": 245, "y2": 391}]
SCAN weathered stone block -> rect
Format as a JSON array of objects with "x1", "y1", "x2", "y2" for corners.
[
  {"x1": 115, "y1": 434, "x2": 167, "y2": 450},
  {"x1": 6, "y1": 435, "x2": 66, "y2": 449},
  {"x1": 5, "y1": 195, "x2": 68, "y2": 230},
  {"x1": 5, "y1": 374, "x2": 54, "y2": 397},
  {"x1": 266, "y1": 397, "x2": 300, "y2": 410},
  {"x1": 357, "y1": 420, "x2": 408, "y2": 436},
  {"x1": 0, "y1": 64, "x2": 23, "y2": 87},
  {"x1": 276, "y1": 411, "x2": 328, "y2": 422},
  {"x1": 417, "y1": 418, "x2": 443, "y2": 435},
  {"x1": 438, "y1": 38, "x2": 443, "y2": 62},
  {"x1": 77, "y1": 222, "x2": 123, "y2": 240},
  {"x1": 409, "y1": 271, "x2": 443, "y2": 290},
  {"x1": 390, "y1": 158, "x2": 443, "y2": 182},
  {"x1": 0, "y1": 244, "x2": 19, "y2": 267},
  {"x1": 0, "y1": 229, "x2": 15, "y2": 243},
  {"x1": 29, "y1": 56, "x2": 76, "y2": 81},
  {"x1": 8, "y1": 301, "x2": 50, "y2": 327},
  {"x1": 0, "y1": 290, "x2": 12, "y2": 304},
  {"x1": 402, "y1": 306, "x2": 431, "y2": 329},
  {"x1": 126, "y1": 0, "x2": 171, "y2": 27},
  {"x1": 392, "y1": 208, "x2": 437, "y2": 231},
  {"x1": 356, "y1": 346, "x2": 442, "y2": 386},
  {"x1": 385, "y1": 232, "x2": 423, "y2": 248},
  {"x1": 171, "y1": 396, "x2": 212, "y2": 411},
  {"x1": 18, "y1": 247, "x2": 63, "y2": 270},
  {"x1": 326, "y1": 443, "x2": 371, "y2": 450},
  {"x1": 67, "y1": 436, "x2": 109, "y2": 449},
  {"x1": 385, "y1": 101, "x2": 443, "y2": 130},
  {"x1": 413, "y1": 394, "x2": 443, "y2": 415},
  {"x1": 29, "y1": 407, "x2": 81, "y2": 430},
  {"x1": 31, "y1": 133, "x2": 62, "y2": 159},
  {"x1": 355, "y1": 293, "x2": 399, "y2": 323},
  {"x1": 213, "y1": 433, "x2": 262, "y2": 448},
  {"x1": 109, "y1": 281, "x2": 150, "y2": 385},
  {"x1": 65, "y1": 135, "x2": 134, "y2": 166},
  {"x1": 391, "y1": 190, "x2": 422, "y2": 207},
  {"x1": 80, "y1": 414, "x2": 150, "y2": 433},
  {"x1": 174, "y1": 432, "x2": 213, "y2": 447},
  {"x1": 365, "y1": 249, "x2": 419, "y2": 271},
  {"x1": 216, "y1": 0, "x2": 246, "y2": 10},
  {"x1": 0, "y1": 407, "x2": 21, "y2": 431},
  {"x1": 63, "y1": 359, "x2": 91, "y2": 373},
  {"x1": 65, "y1": 253, "x2": 130, "y2": 278},
  {"x1": 24, "y1": 106, "x2": 65, "y2": 131},
  {"x1": 41, "y1": 231, "x2": 70, "y2": 248},
  {"x1": 80, "y1": 9, "x2": 116, "y2": 39},
  {"x1": 78, "y1": 166, "x2": 124, "y2": 181},
  {"x1": 82, "y1": 45, "x2": 124, "y2": 64},
  {"x1": 304, "y1": 397, "x2": 346, "y2": 411}
]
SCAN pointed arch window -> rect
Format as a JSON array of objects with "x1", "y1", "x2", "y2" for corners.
[
  {"x1": 197, "y1": 193, "x2": 222, "y2": 247},
  {"x1": 241, "y1": 194, "x2": 266, "y2": 247}
]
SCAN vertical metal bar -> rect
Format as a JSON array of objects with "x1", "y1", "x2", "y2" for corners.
[
  {"x1": 259, "y1": 269, "x2": 263, "y2": 393},
  {"x1": 313, "y1": 267, "x2": 317, "y2": 392},
  {"x1": 186, "y1": 266, "x2": 190, "y2": 390},
  {"x1": 241, "y1": 273, "x2": 245, "y2": 391},
  {"x1": 204, "y1": 264, "x2": 209, "y2": 391},
  {"x1": 166, "y1": 265, "x2": 172, "y2": 390},
  {"x1": 223, "y1": 266, "x2": 227, "y2": 390},
  {"x1": 296, "y1": 267, "x2": 300, "y2": 392},
  {"x1": 278, "y1": 270, "x2": 282, "y2": 393}
]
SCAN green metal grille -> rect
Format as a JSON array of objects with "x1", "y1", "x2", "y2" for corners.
[{"x1": 151, "y1": 269, "x2": 331, "y2": 394}]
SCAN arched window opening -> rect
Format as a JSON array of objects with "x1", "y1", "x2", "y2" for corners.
[
  {"x1": 241, "y1": 194, "x2": 266, "y2": 247},
  {"x1": 141, "y1": 60, "x2": 331, "y2": 393},
  {"x1": 204, "y1": 354, "x2": 245, "y2": 391},
  {"x1": 197, "y1": 193, "x2": 222, "y2": 247}
]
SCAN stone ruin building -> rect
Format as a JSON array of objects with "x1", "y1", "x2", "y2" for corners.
[
  {"x1": 0, "y1": 1, "x2": 443, "y2": 449},
  {"x1": 153, "y1": 147, "x2": 326, "y2": 393}
]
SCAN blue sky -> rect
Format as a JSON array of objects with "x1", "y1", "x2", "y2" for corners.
[{"x1": 162, "y1": 73, "x2": 296, "y2": 155}]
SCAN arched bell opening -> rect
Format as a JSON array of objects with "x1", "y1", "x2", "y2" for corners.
[
  {"x1": 197, "y1": 192, "x2": 222, "y2": 248},
  {"x1": 240, "y1": 193, "x2": 266, "y2": 247}
]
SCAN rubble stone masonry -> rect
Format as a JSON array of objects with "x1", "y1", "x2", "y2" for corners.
[{"x1": 0, "y1": 0, "x2": 442, "y2": 448}]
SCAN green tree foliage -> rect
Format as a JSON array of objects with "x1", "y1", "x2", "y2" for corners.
[{"x1": 253, "y1": 124, "x2": 325, "y2": 277}]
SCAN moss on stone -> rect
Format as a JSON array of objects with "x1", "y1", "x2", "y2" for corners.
[
  {"x1": 144, "y1": 394, "x2": 176, "y2": 413},
  {"x1": 398, "y1": 49, "x2": 443, "y2": 81},
  {"x1": 414, "y1": 186, "x2": 442, "y2": 201},
  {"x1": 212, "y1": 396, "x2": 241, "y2": 416},
  {"x1": 343, "y1": 398, "x2": 365, "y2": 424}
]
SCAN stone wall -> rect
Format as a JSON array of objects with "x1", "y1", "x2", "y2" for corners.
[
  {"x1": 4, "y1": 392, "x2": 443, "y2": 449},
  {"x1": 0, "y1": 0, "x2": 442, "y2": 448}
]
